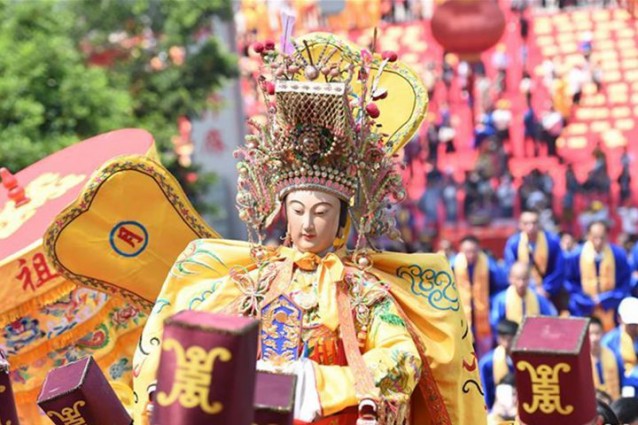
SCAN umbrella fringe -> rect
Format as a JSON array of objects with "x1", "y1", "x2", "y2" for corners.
[{"x1": 0, "y1": 280, "x2": 77, "y2": 327}]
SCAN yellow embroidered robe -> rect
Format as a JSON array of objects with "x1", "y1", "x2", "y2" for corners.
[{"x1": 130, "y1": 239, "x2": 487, "y2": 425}]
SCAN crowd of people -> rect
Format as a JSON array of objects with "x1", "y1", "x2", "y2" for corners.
[
  {"x1": 443, "y1": 208, "x2": 638, "y2": 423},
  {"x1": 389, "y1": 2, "x2": 636, "y2": 259},
  {"x1": 398, "y1": 143, "x2": 631, "y2": 243}
]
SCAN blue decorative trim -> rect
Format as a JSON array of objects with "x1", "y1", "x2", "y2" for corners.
[
  {"x1": 189, "y1": 289, "x2": 214, "y2": 309},
  {"x1": 153, "y1": 298, "x2": 171, "y2": 315},
  {"x1": 396, "y1": 265, "x2": 459, "y2": 311}
]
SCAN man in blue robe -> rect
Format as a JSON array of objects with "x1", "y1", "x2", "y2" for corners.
[
  {"x1": 452, "y1": 235, "x2": 507, "y2": 357},
  {"x1": 479, "y1": 319, "x2": 518, "y2": 410},
  {"x1": 490, "y1": 262, "x2": 557, "y2": 332},
  {"x1": 503, "y1": 209, "x2": 565, "y2": 308},
  {"x1": 566, "y1": 221, "x2": 631, "y2": 330},
  {"x1": 590, "y1": 316, "x2": 624, "y2": 399},
  {"x1": 603, "y1": 297, "x2": 638, "y2": 382}
]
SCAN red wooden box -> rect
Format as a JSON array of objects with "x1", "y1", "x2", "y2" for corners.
[
  {"x1": 254, "y1": 371, "x2": 296, "y2": 425},
  {"x1": 37, "y1": 356, "x2": 131, "y2": 425},
  {"x1": 153, "y1": 310, "x2": 259, "y2": 425},
  {"x1": 0, "y1": 349, "x2": 20, "y2": 425},
  {"x1": 511, "y1": 316, "x2": 596, "y2": 425}
]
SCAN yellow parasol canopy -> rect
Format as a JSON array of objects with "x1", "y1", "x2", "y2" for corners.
[{"x1": 45, "y1": 154, "x2": 219, "y2": 310}]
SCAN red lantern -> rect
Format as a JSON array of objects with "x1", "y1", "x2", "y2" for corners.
[{"x1": 430, "y1": 0, "x2": 506, "y2": 59}]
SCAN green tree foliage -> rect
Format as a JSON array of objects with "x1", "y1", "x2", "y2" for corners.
[
  {"x1": 0, "y1": 1, "x2": 132, "y2": 171},
  {"x1": 1, "y1": 0, "x2": 238, "y2": 215},
  {"x1": 70, "y1": 0, "x2": 237, "y2": 153}
]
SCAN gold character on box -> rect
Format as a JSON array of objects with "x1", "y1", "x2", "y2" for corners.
[
  {"x1": 517, "y1": 361, "x2": 574, "y2": 415},
  {"x1": 46, "y1": 400, "x2": 87, "y2": 425},
  {"x1": 155, "y1": 338, "x2": 231, "y2": 414}
]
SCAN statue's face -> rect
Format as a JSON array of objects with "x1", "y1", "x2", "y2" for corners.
[{"x1": 285, "y1": 190, "x2": 340, "y2": 255}]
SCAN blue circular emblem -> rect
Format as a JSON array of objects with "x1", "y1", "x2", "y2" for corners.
[{"x1": 109, "y1": 221, "x2": 149, "y2": 257}]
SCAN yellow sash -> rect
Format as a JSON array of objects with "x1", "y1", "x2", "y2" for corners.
[
  {"x1": 504, "y1": 286, "x2": 540, "y2": 324},
  {"x1": 621, "y1": 328, "x2": 638, "y2": 374},
  {"x1": 454, "y1": 252, "x2": 491, "y2": 339},
  {"x1": 517, "y1": 232, "x2": 548, "y2": 286},
  {"x1": 492, "y1": 345, "x2": 510, "y2": 386},
  {"x1": 580, "y1": 241, "x2": 615, "y2": 296},
  {"x1": 592, "y1": 347, "x2": 620, "y2": 400}
]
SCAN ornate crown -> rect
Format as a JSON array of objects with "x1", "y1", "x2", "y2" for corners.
[
  {"x1": 235, "y1": 33, "x2": 428, "y2": 250},
  {"x1": 272, "y1": 80, "x2": 358, "y2": 201}
]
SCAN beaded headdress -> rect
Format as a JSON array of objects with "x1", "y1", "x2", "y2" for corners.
[{"x1": 235, "y1": 33, "x2": 427, "y2": 250}]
